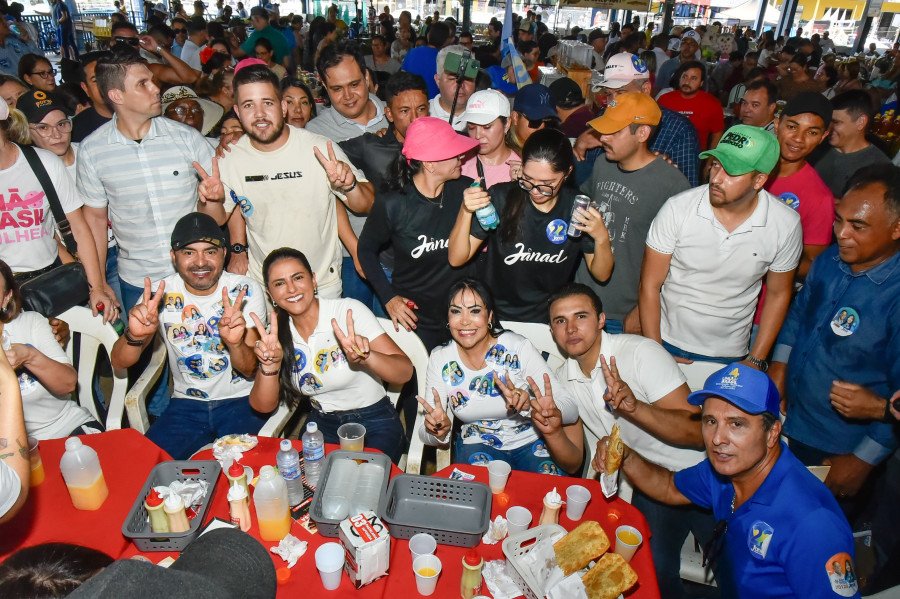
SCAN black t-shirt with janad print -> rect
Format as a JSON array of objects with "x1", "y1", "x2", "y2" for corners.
[{"x1": 472, "y1": 184, "x2": 594, "y2": 323}]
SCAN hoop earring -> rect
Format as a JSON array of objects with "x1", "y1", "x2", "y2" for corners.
[{"x1": 314, "y1": 287, "x2": 318, "y2": 296}]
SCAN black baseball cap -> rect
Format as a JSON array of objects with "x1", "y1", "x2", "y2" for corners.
[
  {"x1": 171, "y1": 212, "x2": 227, "y2": 250},
  {"x1": 549, "y1": 77, "x2": 584, "y2": 108},
  {"x1": 781, "y1": 91, "x2": 833, "y2": 128},
  {"x1": 588, "y1": 29, "x2": 609, "y2": 42},
  {"x1": 16, "y1": 90, "x2": 72, "y2": 124}
]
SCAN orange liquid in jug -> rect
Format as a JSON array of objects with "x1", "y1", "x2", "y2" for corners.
[
  {"x1": 258, "y1": 514, "x2": 291, "y2": 541},
  {"x1": 67, "y1": 474, "x2": 109, "y2": 510}
]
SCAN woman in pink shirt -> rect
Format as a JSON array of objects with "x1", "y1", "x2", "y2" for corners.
[{"x1": 460, "y1": 90, "x2": 521, "y2": 189}]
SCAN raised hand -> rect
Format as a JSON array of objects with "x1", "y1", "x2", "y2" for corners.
[
  {"x1": 385, "y1": 295, "x2": 417, "y2": 332},
  {"x1": 493, "y1": 370, "x2": 529, "y2": 412},
  {"x1": 416, "y1": 388, "x2": 452, "y2": 440},
  {"x1": 217, "y1": 286, "x2": 247, "y2": 347},
  {"x1": 462, "y1": 184, "x2": 491, "y2": 214},
  {"x1": 127, "y1": 278, "x2": 166, "y2": 340},
  {"x1": 331, "y1": 309, "x2": 370, "y2": 364},
  {"x1": 527, "y1": 373, "x2": 563, "y2": 434},
  {"x1": 600, "y1": 355, "x2": 637, "y2": 414},
  {"x1": 193, "y1": 157, "x2": 225, "y2": 203},
  {"x1": 249, "y1": 311, "x2": 282, "y2": 369},
  {"x1": 313, "y1": 141, "x2": 357, "y2": 193}
]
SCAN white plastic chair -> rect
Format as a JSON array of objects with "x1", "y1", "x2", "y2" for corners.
[
  {"x1": 56, "y1": 306, "x2": 130, "y2": 430},
  {"x1": 121, "y1": 334, "x2": 166, "y2": 434},
  {"x1": 500, "y1": 320, "x2": 565, "y2": 371},
  {"x1": 677, "y1": 360, "x2": 723, "y2": 392}
]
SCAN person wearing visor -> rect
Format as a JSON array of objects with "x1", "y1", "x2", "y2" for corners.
[
  {"x1": 357, "y1": 116, "x2": 479, "y2": 350},
  {"x1": 593, "y1": 363, "x2": 860, "y2": 598}
]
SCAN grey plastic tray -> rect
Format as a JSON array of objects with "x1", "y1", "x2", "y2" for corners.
[
  {"x1": 309, "y1": 450, "x2": 392, "y2": 537},
  {"x1": 121, "y1": 460, "x2": 221, "y2": 552},
  {"x1": 381, "y1": 474, "x2": 492, "y2": 547}
]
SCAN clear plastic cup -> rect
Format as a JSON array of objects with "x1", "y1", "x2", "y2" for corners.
[
  {"x1": 337, "y1": 423, "x2": 366, "y2": 451},
  {"x1": 28, "y1": 436, "x2": 44, "y2": 487},
  {"x1": 614, "y1": 525, "x2": 643, "y2": 562},
  {"x1": 409, "y1": 533, "x2": 437, "y2": 561},
  {"x1": 315, "y1": 542, "x2": 345, "y2": 590},
  {"x1": 487, "y1": 460, "x2": 511, "y2": 494},
  {"x1": 412, "y1": 554, "x2": 442, "y2": 596},
  {"x1": 565, "y1": 485, "x2": 591, "y2": 521},
  {"x1": 506, "y1": 506, "x2": 532, "y2": 533}
]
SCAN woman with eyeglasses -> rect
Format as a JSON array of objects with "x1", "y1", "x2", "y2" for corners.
[
  {"x1": 448, "y1": 128, "x2": 613, "y2": 323},
  {"x1": 281, "y1": 78, "x2": 317, "y2": 129},
  {"x1": 18, "y1": 55, "x2": 56, "y2": 94},
  {"x1": 255, "y1": 38, "x2": 287, "y2": 80}
]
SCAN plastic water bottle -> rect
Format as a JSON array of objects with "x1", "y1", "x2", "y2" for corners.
[
  {"x1": 302, "y1": 422, "x2": 325, "y2": 488},
  {"x1": 253, "y1": 465, "x2": 290, "y2": 541},
  {"x1": 59, "y1": 437, "x2": 109, "y2": 511},
  {"x1": 471, "y1": 181, "x2": 500, "y2": 230},
  {"x1": 276, "y1": 439, "x2": 304, "y2": 506}
]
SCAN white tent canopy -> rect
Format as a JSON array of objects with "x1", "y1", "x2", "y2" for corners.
[{"x1": 717, "y1": 0, "x2": 781, "y2": 24}]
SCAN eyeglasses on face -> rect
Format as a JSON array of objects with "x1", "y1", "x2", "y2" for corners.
[
  {"x1": 30, "y1": 69, "x2": 57, "y2": 78},
  {"x1": 517, "y1": 177, "x2": 559, "y2": 197},
  {"x1": 30, "y1": 118, "x2": 72, "y2": 137},
  {"x1": 168, "y1": 105, "x2": 204, "y2": 118},
  {"x1": 114, "y1": 36, "x2": 141, "y2": 46},
  {"x1": 173, "y1": 28, "x2": 187, "y2": 34}
]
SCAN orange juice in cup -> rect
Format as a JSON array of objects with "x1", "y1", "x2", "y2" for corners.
[{"x1": 28, "y1": 437, "x2": 44, "y2": 487}]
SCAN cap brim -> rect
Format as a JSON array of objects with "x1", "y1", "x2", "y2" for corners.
[
  {"x1": 598, "y1": 77, "x2": 632, "y2": 89},
  {"x1": 461, "y1": 111, "x2": 500, "y2": 126},
  {"x1": 686, "y1": 390, "x2": 768, "y2": 414},
  {"x1": 518, "y1": 107, "x2": 558, "y2": 120},
  {"x1": 698, "y1": 148, "x2": 756, "y2": 176},
  {"x1": 587, "y1": 114, "x2": 627, "y2": 135}
]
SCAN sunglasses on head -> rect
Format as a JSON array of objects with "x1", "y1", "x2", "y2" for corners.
[{"x1": 114, "y1": 36, "x2": 141, "y2": 46}]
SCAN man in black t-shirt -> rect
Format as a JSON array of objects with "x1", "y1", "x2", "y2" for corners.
[{"x1": 71, "y1": 51, "x2": 113, "y2": 143}]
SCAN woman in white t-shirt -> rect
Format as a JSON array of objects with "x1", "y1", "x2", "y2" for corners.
[
  {"x1": 0, "y1": 260, "x2": 101, "y2": 440},
  {"x1": 417, "y1": 278, "x2": 578, "y2": 474},
  {"x1": 249, "y1": 248, "x2": 413, "y2": 463},
  {"x1": 460, "y1": 90, "x2": 521, "y2": 189}
]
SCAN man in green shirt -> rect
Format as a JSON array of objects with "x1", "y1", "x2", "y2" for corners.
[{"x1": 237, "y1": 6, "x2": 289, "y2": 66}]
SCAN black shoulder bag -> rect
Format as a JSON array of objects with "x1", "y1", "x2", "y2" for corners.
[{"x1": 17, "y1": 145, "x2": 90, "y2": 317}]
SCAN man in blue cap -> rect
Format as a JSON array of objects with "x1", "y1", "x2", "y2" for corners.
[
  {"x1": 594, "y1": 363, "x2": 860, "y2": 598},
  {"x1": 509, "y1": 83, "x2": 561, "y2": 153}
]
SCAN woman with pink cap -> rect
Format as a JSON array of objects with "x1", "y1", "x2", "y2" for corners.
[{"x1": 357, "y1": 117, "x2": 479, "y2": 351}]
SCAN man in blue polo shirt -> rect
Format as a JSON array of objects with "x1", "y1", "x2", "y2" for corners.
[
  {"x1": 769, "y1": 163, "x2": 899, "y2": 510},
  {"x1": 595, "y1": 363, "x2": 860, "y2": 598}
]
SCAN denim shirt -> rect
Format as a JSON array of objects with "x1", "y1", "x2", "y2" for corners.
[{"x1": 773, "y1": 245, "x2": 900, "y2": 464}]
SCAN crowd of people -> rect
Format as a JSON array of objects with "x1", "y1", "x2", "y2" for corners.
[{"x1": 0, "y1": 2, "x2": 897, "y2": 597}]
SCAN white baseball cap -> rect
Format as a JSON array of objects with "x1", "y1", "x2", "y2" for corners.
[
  {"x1": 600, "y1": 53, "x2": 651, "y2": 89},
  {"x1": 460, "y1": 89, "x2": 511, "y2": 126},
  {"x1": 681, "y1": 30, "x2": 701, "y2": 44}
]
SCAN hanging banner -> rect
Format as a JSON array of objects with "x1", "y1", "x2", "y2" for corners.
[{"x1": 559, "y1": 0, "x2": 652, "y2": 11}]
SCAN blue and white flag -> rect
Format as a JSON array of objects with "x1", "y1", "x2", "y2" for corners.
[{"x1": 500, "y1": 1, "x2": 531, "y2": 89}]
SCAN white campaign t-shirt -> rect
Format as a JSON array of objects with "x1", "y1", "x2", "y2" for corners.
[
  {"x1": 151, "y1": 272, "x2": 266, "y2": 400},
  {"x1": 646, "y1": 185, "x2": 802, "y2": 357},
  {"x1": 0, "y1": 146, "x2": 82, "y2": 272},
  {"x1": 420, "y1": 331, "x2": 578, "y2": 452},
  {"x1": 288, "y1": 298, "x2": 387, "y2": 412},
  {"x1": 556, "y1": 331, "x2": 706, "y2": 479},
  {"x1": 0, "y1": 461, "x2": 21, "y2": 519},
  {"x1": 7, "y1": 311, "x2": 93, "y2": 439}
]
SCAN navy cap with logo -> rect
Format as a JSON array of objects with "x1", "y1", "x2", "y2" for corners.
[
  {"x1": 16, "y1": 90, "x2": 72, "y2": 124},
  {"x1": 513, "y1": 83, "x2": 557, "y2": 121},
  {"x1": 171, "y1": 212, "x2": 228, "y2": 251},
  {"x1": 687, "y1": 363, "x2": 781, "y2": 416}
]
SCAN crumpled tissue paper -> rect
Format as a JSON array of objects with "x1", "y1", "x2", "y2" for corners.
[{"x1": 270, "y1": 534, "x2": 309, "y2": 568}]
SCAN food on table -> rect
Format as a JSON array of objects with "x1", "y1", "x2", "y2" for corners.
[
  {"x1": 581, "y1": 552, "x2": 638, "y2": 599},
  {"x1": 552, "y1": 520, "x2": 610, "y2": 576}
]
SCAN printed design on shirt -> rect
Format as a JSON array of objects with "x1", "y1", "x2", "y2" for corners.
[
  {"x1": 230, "y1": 369, "x2": 252, "y2": 383},
  {"x1": 776, "y1": 192, "x2": 800, "y2": 211},
  {"x1": 164, "y1": 293, "x2": 185, "y2": 311},
  {"x1": 466, "y1": 451, "x2": 493, "y2": 465},
  {"x1": 485, "y1": 344, "x2": 508, "y2": 365},
  {"x1": 538, "y1": 461, "x2": 560, "y2": 475},
  {"x1": 177, "y1": 353, "x2": 208, "y2": 379},
  {"x1": 589, "y1": 183, "x2": 638, "y2": 246},
  {"x1": 532, "y1": 440, "x2": 549, "y2": 457},
  {"x1": 314, "y1": 346, "x2": 347, "y2": 374},
  {"x1": 298, "y1": 372, "x2": 324, "y2": 394},
  {"x1": 461, "y1": 423, "x2": 481, "y2": 440},
  {"x1": 825, "y1": 552, "x2": 859, "y2": 597},
  {"x1": 493, "y1": 353, "x2": 520, "y2": 370},
  {"x1": 165, "y1": 297, "x2": 233, "y2": 379},
  {"x1": 0, "y1": 187, "x2": 48, "y2": 244},
  {"x1": 166, "y1": 323, "x2": 192, "y2": 345},
  {"x1": 228, "y1": 283, "x2": 252, "y2": 300},
  {"x1": 480, "y1": 433, "x2": 504, "y2": 448},
  {"x1": 469, "y1": 374, "x2": 498, "y2": 397},
  {"x1": 17, "y1": 372, "x2": 38, "y2": 393},
  {"x1": 291, "y1": 349, "x2": 307, "y2": 373},
  {"x1": 229, "y1": 189, "x2": 254, "y2": 217},
  {"x1": 747, "y1": 520, "x2": 774, "y2": 560},
  {"x1": 546, "y1": 218, "x2": 568, "y2": 244},
  {"x1": 182, "y1": 305, "x2": 203, "y2": 323},
  {"x1": 411, "y1": 235, "x2": 449, "y2": 259},
  {"x1": 185, "y1": 387, "x2": 209, "y2": 399},
  {"x1": 442, "y1": 360, "x2": 465, "y2": 385},
  {"x1": 449, "y1": 391, "x2": 469, "y2": 409},
  {"x1": 504, "y1": 243, "x2": 567, "y2": 266},
  {"x1": 830, "y1": 307, "x2": 859, "y2": 337}
]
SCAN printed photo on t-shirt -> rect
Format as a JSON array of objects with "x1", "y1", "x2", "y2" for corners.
[
  {"x1": 291, "y1": 348, "x2": 307, "y2": 373},
  {"x1": 442, "y1": 360, "x2": 465, "y2": 385},
  {"x1": 825, "y1": 552, "x2": 859, "y2": 597},
  {"x1": 830, "y1": 307, "x2": 860, "y2": 337},
  {"x1": 182, "y1": 305, "x2": 203, "y2": 322},
  {"x1": 450, "y1": 390, "x2": 469, "y2": 409},
  {"x1": 164, "y1": 293, "x2": 185, "y2": 312}
]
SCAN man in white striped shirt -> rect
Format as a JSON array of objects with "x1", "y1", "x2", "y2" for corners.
[{"x1": 77, "y1": 49, "x2": 215, "y2": 417}]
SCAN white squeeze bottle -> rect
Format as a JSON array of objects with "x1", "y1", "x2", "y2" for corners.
[
  {"x1": 59, "y1": 437, "x2": 109, "y2": 510},
  {"x1": 254, "y1": 465, "x2": 291, "y2": 541},
  {"x1": 302, "y1": 422, "x2": 325, "y2": 488}
]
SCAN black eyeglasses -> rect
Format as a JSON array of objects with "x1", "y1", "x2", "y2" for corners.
[
  {"x1": 30, "y1": 68, "x2": 57, "y2": 78},
  {"x1": 527, "y1": 117, "x2": 556, "y2": 129},
  {"x1": 173, "y1": 28, "x2": 187, "y2": 34},
  {"x1": 702, "y1": 519, "x2": 728, "y2": 571},
  {"x1": 517, "y1": 177, "x2": 561, "y2": 197},
  {"x1": 114, "y1": 36, "x2": 141, "y2": 46}
]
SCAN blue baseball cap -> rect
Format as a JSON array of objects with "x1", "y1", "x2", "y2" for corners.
[
  {"x1": 687, "y1": 363, "x2": 780, "y2": 416},
  {"x1": 513, "y1": 83, "x2": 557, "y2": 121}
]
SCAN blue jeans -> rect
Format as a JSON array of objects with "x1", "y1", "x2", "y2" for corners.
[
  {"x1": 604, "y1": 318, "x2": 623, "y2": 334},
  {"x1": 662, "y1": 340, "x2": 746, "y2": 365},
  {"x1": 311, "y1": 396, "x2": 405, "y2": 464},
  {"x1": 105, "y1": 245, "x2": 123, "y2": 310},
  {"x1": 631, "y1": 489, "x2": 720, "y2": 599},
  {"x1": 121, "y1": 279, "x2": 170, "y2": 418},
  {"x1": 453, "y1": 435, "x2": 565, "y2": 476},
  {"x1": 146, "y1": 396, "x2": 268, "y2": 460},
  {"x1": 341, "y1": 257, "x2": 388, "y2": 317}
]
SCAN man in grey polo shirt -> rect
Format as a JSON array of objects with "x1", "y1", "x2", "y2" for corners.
[
  {"x1": 305, "y1": 41, "x2": 388, "y2": 142},
  {"x1": 78, "y1": 49, "x2": 214, "y2": 416}
]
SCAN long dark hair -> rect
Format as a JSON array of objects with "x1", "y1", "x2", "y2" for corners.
[
  {"x1": 0, "y1": 260, "x2": 23, "y2": 323},
  {"x1": 388, "y1": 156, "x2": 423, "y2": 192},
  {"x1": 445, "y1": 277, "x2": 504, "y2": 337},
  {"x1": 499, "y1": 128, "x2": 573, "y2": 243},
  {"x1": 0, "y1": 543, "x2": 113, "y2": 597},
  {"x1": 261, "y1": 247, "x2": 315, "y2": 410}
]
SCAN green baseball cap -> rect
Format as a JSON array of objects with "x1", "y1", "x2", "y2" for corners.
[{"x1": 699, "y1": 125, "x2": 780, "y2": 175}]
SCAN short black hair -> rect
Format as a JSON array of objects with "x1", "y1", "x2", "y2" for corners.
[
  {"x1": 427, "y1": 21, "x2": 450, "y2": 47},
  {"x1": 385, "y1": 71, "x2": 427, "y2": 104},
  {"x1": 744, "y1": 79, "x2": 777, "y2": 105},
  {"x1": 95, "y1": 49, "x2": 148, "y2": 111},
  {"x1": 110, "y1": 21, "x2": 139, "y2": 36},
  {"x1": 831, "y1": 89, "x2": 876, "y2": 124},
  {"x1": 233, "y1": 63, "x2": 279, "y2": 95},
  {"x1": 844, "y1": 164, "x2": 900, "y2": 216},
  {"x1": 187, "y1": 16, "x2": 207, "y2": 34},
  {"x1": 674, "y1": 60, "x2": 706, "y2": 85},
  {"x1": 316, "y1": 40, "x2": 366, "y2": 86},
  {"x1": 547, "y1": 283, "x2": 603, "y2": 318},
  {"x1": 518, "y1": 40, "x2": 538, "y2": 54}
]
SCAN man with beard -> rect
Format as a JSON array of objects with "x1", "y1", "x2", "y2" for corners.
[
  {"x1": 195, "y1": 63, "x2": 374, "y2": 296},
  {"x1": 78, "y1": 50, "x2": 215, "y2": 417},
  {"x1": 640, "y1": 125, "x2": 802, "y2": 367},
  {"x1": 111, "y1": 213, "x2": 267, "y2": 459},
  {"x1": 658, "y1": 60, "x2": 725, "y2": 151},
  {"x1": 655, "y1": 30, "x2": 701, "y2": 96}
]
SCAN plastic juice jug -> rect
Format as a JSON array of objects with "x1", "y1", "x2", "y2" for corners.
[
  {"x1": 59, "y1": 437, "x2": 108, "y2": 510},
  {"x1": 254, "y1": 465, "x2": 291, "y2": 541}
]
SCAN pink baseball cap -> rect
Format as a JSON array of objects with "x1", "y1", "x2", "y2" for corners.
[
  {"x1": 234, "y1": 57, "x2": 267, "y2": 75},
  {"x1": 402, "y1": 117, "x2": 479, "y2": 162}
]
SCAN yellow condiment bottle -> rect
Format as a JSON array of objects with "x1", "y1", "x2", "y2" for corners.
[{"x1": 460, "y1": 549, "x2": 483, "y2": 599}]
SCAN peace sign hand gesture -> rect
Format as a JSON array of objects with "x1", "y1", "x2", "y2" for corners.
[
  {"x1": 193, "y1": 157, "x2": 225, "y2": 203},
  {"x1": 127, "y1": 278, "x2": 166, "y2": 340},
  {"x1": 600, "y1": 355, "x2": 637, "y2": 414},
  {"x1": 527, "y1": 373, "x2": 563, "y2": 435},
  {"x1": 217, "y1": 287, "x2": 247, "y2": 347},
  {"x1": 416, "y1": 388, "x2": 452, "y2": 441},
  {"x1": 331, "y1": 309, "x2": 370, "y2": 364},
  {"x1": 493, "y1": 370, "x2": 530, "y2": 412},
  {"x1": 313, "y1": 141, "x2": 357, "y2": 194},
  {"x1": 249, "y1": 311, "x2": 283, "y2": 368}
]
